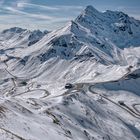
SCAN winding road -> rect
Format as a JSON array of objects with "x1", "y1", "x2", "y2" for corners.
[
  {"x1": 51, "y1": 68, "x2": 140, "y2": 120},
  {"x1": 1, "y1": 60, "x2": 140, "y2": 120},
  {"x1": 132, "y1": 104, "x2": 140, "y2": 114},
  {"x1": 88, "y1": 85, "x2": 140, "y2": 119},
  {"x1": 3, "y1": 61, "x2": 50, "y2": 99}
]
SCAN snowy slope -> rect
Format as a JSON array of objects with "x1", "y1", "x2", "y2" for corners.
[
  {"x1": 0, "y1": 27, "x2": 48, "y2": 62},
  {"x1": 0, "y1": 67, "x2": 140, "y2": 140},
  {"x1": 0, "y1": 5, "x2": 140, "y2": 140},
  {"x1": 76, "y1": 5, "x2": 140, "y2": 48},
  {"x1": 6, "y1": 5, "x2": 139, "y2": 67}
]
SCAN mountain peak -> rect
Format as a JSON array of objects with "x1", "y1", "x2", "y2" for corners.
[
  {"x1": 75, "y1": 5, "x2": 101, "y2": 26},
  {"x1": 2, "y1": 27, "x2": 26, "y2": 34},
  {"x1": 84, "y1": 5, "x2": 100, "y2": 15}
]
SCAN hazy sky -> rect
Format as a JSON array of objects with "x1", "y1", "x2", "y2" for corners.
[{"x1": 0, "y1": 0, "x2": 140, "y2": 31}]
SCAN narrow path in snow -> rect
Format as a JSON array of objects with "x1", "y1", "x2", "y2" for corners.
[
  {"x1": 49, "y1": 67, "x2": 132, "y2": 99},
  {"x1": 3, "y1": 61, "x2": 51, "y2": 99},
  {"x1": 132, "y1": 104, "x2": 140, "y2": 114},
  {"x1": 49, "y1": 69, "x2": 140, "y2": 119},
  {"x1": 2, "y1": 59, "x2": 140, "y2": 119},
  {"x1": 89, "y1": 85, "x2": 140, "y2": 119},
  {"x1": 13, "y1": 88, "x2": 50, "y2": 98},
  {"x1": 0, "y1": 127, "x2": 27, "y2": 140}
]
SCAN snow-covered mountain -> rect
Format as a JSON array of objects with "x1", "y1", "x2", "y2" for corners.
[
  {"x1": 76, "y1": 5, "x2": 140, "y2": 48},
  {"x1": 1, "y1": 6, "x2": 140, "y2": 65},
  {"x1": 0, "y1": 5, "x2": 140, "y2": 140},
  {"x1": 0, "y1": 27, "x2": 48, "y2": 47},
  {"x1": 5, "y1": 5, "x2": 139, "y2": 66},
  {"x1": 0, "y1": 27, "x2": 48, "y2": 60}
]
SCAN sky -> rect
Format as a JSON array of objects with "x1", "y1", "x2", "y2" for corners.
[{"x1": 0, "y1": 0, "x2": 140, "y2": 31}]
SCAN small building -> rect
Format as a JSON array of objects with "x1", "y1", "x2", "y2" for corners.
[
  {"x1": 118, "y1": 101, "x2": 125, "y2": 106},
  {"x1": 65, "y1": 83, "x2": 73, "y2": 89}
]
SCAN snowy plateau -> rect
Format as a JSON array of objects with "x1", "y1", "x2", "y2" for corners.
[{"x1": 0, "y1": 5, "x2": 140, "y2": 140}]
